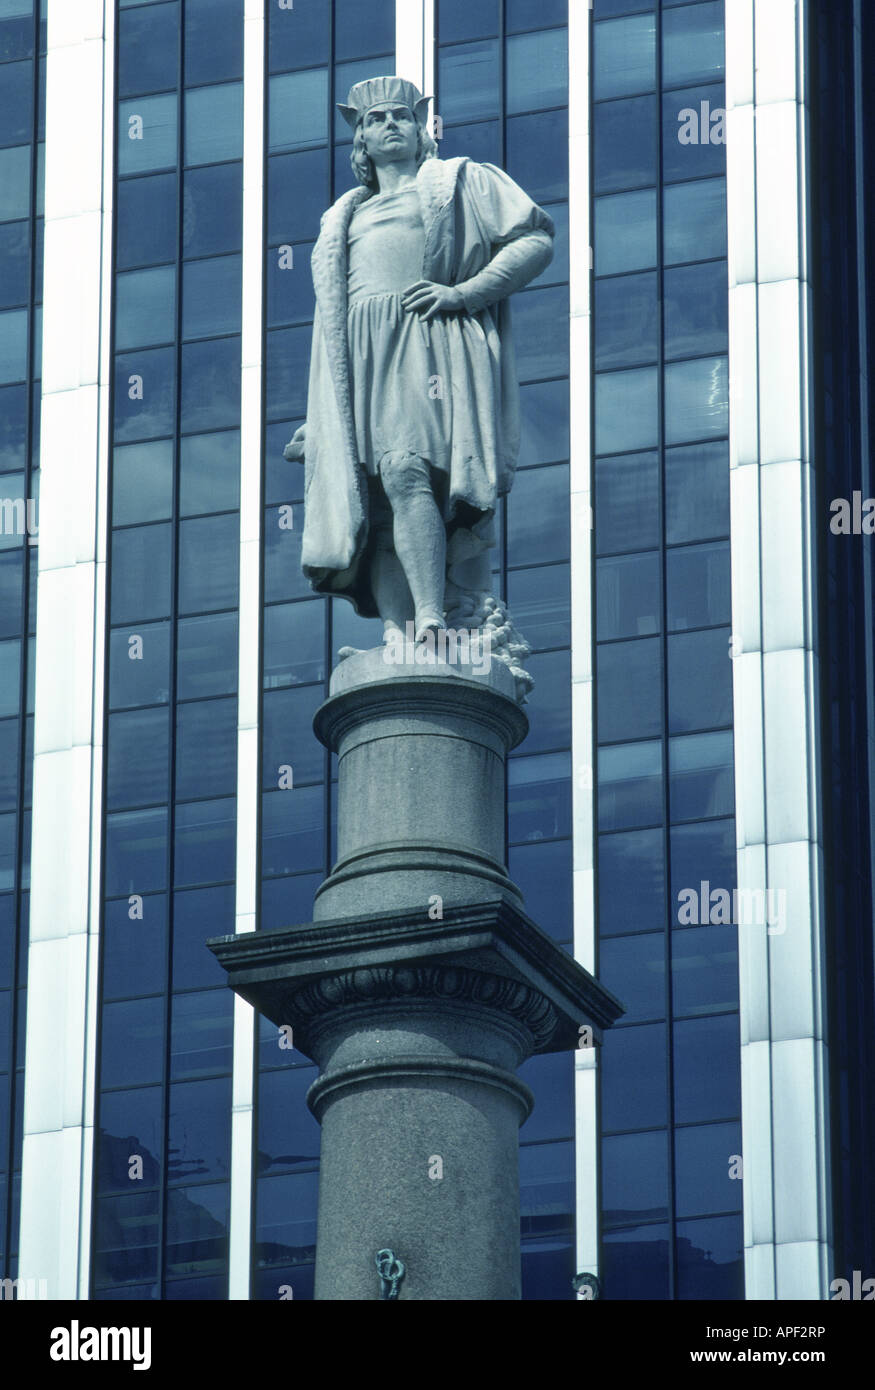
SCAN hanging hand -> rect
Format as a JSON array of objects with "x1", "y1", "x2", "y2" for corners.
[{"x1": 283, "y1": 424, "x2": 306, "y2": 463}]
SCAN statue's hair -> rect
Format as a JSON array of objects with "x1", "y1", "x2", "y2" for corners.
[{"x1": 350, "y1": 111, "x2": 438, "y2": 191}]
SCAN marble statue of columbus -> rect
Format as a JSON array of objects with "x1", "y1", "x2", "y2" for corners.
[{"x1": 284, "y1": 76, "x2": 554, "y2": 694}]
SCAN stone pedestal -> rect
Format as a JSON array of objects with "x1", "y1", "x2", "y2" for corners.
[{"x1": 209, "y1": 650, "x2": 622, "y2": 1300}]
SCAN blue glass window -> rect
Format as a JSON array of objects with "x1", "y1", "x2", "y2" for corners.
[
  {"x1": 594, "y1": 95, "x2": 656, "y2": 194},
  {"x1": 177, "y1": 612, "x2": 238, "y2": 699},
  {"x1": 601, "y1": 1130, "x2": 669, "y2": 1226},
  {"x1": 595, "y1": 451, "x2": 659, "y2": 555},
  {"x1": 601, "y1": 1023, "x2": 667, "y2": 1130},
  {"x1": 514, "y1": 288, "x2": 570, "y2": 380},
  {"x1": 184, "y1": 0, "x2": 242, "y2": 87},
  {"x1": 594, "y1": 0, "x2": 654, "y2": 15},
  {"x1": 264, "y1": 507, "x2": 308, "y2": 604},
  {"x1": 0, "y1": 382, "x2": 27, "y2": 471},
  {"x1": 266, "y1": 326, "x2": 312, "y2": 422},
  {"x1": 0, "y1": 1, "x2": 33, "y2": 64},
  {"x1": 669, "y1": 731, "x2": 734, "y2": 822},
  {"x1": 98, "y1": 1086, "x2": 163, "y2": 1192},
  {"x1": 662, "y1": 2, "x2": 724, "y2": 88},
  {"x1": 109, "y1": 621, "x2": 171, "y2": 710},
  {"x1": 180, "y1": 336, "x2": 241, "y2": 434},
  {"x1": 182, "y1": 255, "x2": 242, "y2": 342},
  {"x1": 261, "y1": 872, "x2": 322, "y2": 932},
  {"x1": 507, "y1": 0, "x2": 568, "y2": 30},
  {"x1": 677, "y1": 1215, "x2": 743, "y2": 1299},
  {"x1": 118, "y1": 95, "x2": 178, "y2": 176},
  {"x1": 439, "y1": 120, "x2": 501, "y2": 167},
  {"x1": 0, "y1": 146, "x2": 31, "y2": 222},
  {"x1": 105, "y1": 807, "x2": 168, "y2": 896},
  {"x1": 117, "y1": 173, "x2": 178, "y2": 269},
  {"x1": 173, "y1": 884, "x2": 233, "y2": 990},
  {"x1": 93, "y1": 1191, "x2": 160, "y2": 1288},
  {"x1": 0, "y1": 60, "x2": 32, "y2": 148},
  {"x1": 101, "y1": 997, "x2": 165, "y2": 1089},
  {"x1": 269, "y1": 69, "x2": 328, "y2": 154},
  {"x1": 519, "y1": 381, "x2": 569, "y2": 465},
  {"x1": 115, "y1": 266, "x2": 176, "y2": 351},
  {"x1": 598, "y1": 637, "x2": 662, "y2": 742},
  {"x1": 262, "y1": 685, "x2": 324, "y2": 790},
  {"x1": 519, "y1": 1053, "x2": 573, "y2": 1142},
  {"x1": 439, "y1": 42, "x2": 499, "y2": 123},
  {"x1": 524, "y1": 651, "x2": 571, "y2": 753},
  {"x1": 595, "y1": 189, "x2": 656, "y2": 275},
  {"x1": 662, "y1": 84, "x2": 725, "y2": 183},
  {"x1": 599, "y1": 933, "x2": 666, "y2": 1024},
  {"x1": 107, "y1": 708, "x2": 170, "y2": 810},
  {"x1": 0, "y1": 554, "x2": 24, "y2": 639},
  {"x1": 174, "y1": 798, "x2": 236, "y2": 888},
  {"x1": 167, "y1": 1077, "x2": 233, "y2": 1185},
  {"x1": 674, "y1": 1121, "x2": 741, "y2": 1218},
  {"x1": 262, "y1": 785, "x2": 324, "y2": 876},
  {"x1": 101, "y1": 895, "x2": 167, "y2": 1001},
  {"x1": 506, "y1": 564, "x2": 570, "y2": 651},
  {"x1": 666, "y1": 541, "x2": 730, "y2": 629},
  {"x1": 596, "y1": 551, "x2": 660, "y2": 639},
  {"x1": 0, "y1": 719, "x2": 18, "y2": 812},
  {"x1": 668, "y1": 628, "x2": 732, "y2": 733},
  {"x1": 670, "y1": 818, "x2": 736, "y2": 927},
  {"x1": 672, "y1": 926, "x2": 738, "y2": 1017},
  {"x1": 598, "y1": 740, "x2": 662, "y2": 832},
  {"x1": 507, "y1": 29, "x2": 568, "y2": 113},
  {"x1": 164, "y1": 1182, "x2": 229, "y2": 1278},
  {"x1": 665, "y1": 440, "x2": 729, "y2": 543},
  {"x1": 114, "y1": 347, "x2": 176, "y2": 443},
  {"x1": 674, "y1": 1014, "x2": 741, "y2": 1123},
  {"x1": 664, "y1": 178, "x2": 726, "y2": 265},
  {"x1": 263, "y1": 601, "x2": 324, "y2": 688},
  {"x1": 257, "y1": 1068, "x2": 321, "y2": 1174},
  {"x1": 179, "y1": 430, "x2": 240, "y2": 516},
  {"x1": 118, "y1": 2, "x2": 179, "y2": 99},
  {"x1": 170, "y1": 990, "x2": 233, "y2": 1079},
  {"x1": 268, "y1": 150, "x2": 329, "y2": 245},
  {"x1": 110, "y1": 524, "x2": 172, "y2": 624},
  {"x1": 0, "y1": 309, "x2": 27, "y2": 384},
  {"x1": 593, "y1": 14, "x2": 655, "y2": 101},
  {"x1": 508, "y1": 751, "x2": 571, "y2": 843},
  {"x1": 509, "y1": 838, "x2": 572, "y2": 942},
  {"x1": 664, "y1": 261, "x2": 728, "y2": 361},
  {"x1": 507, "y1": 465, "x2": 569, "y2": 564},
  {"x1": 266, "y1": 241, "x2": 315, "y2": 328},
  {"x1": 595, "y1": 272, "x2": 658, "y2": 369},
  {"x1": 176, "y1": 698, "x2": 237, "y2": 801},
  {"x1": 664, "y1": 355, "x2": 728, "y2": 445},
  {"x1": 602, "y1": 1222, "x2": 670, "y2": 1300},
  {"x1": 506, "y1": 109, "x2": 568, "y2": 204},
  {"x1": 184, "y1": 83, "x2": 243, "y2": 166},
  {"x1": 437, "y1": 0, "x2": 500, "y2": 42},
  {"x1": 0, "y1": 222, "x2": 28, "y2": 310},
  {"x1": 269, "y1": 0, "x2": 328, "y2": 71},
  {"x1": 596, "y1": 367, "x2": 658, "y2": 454},
  {"x1": 113, "y1": 440, "x2": 174, "y2": 526},
  {"x1": 183, "y1": 163, "x2": 243, "y2": 257},
  {"x1": 0, "y1": 809, "x2": 15, "y2": 888},
  {"x1": 334, "y1": 0, "x2": 393, "y2": 58}
]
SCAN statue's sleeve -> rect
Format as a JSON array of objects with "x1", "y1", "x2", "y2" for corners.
[{"x1": 454, "y1": 162, "x2": 555, "y2": 314}]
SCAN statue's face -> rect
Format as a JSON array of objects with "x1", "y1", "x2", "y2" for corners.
[{"x1": 361, "y1": 103, "x2": 418, "y2": 166}]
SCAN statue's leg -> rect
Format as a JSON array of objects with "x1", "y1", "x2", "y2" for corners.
[
  {"x1": 379, "y1": 452, "x2": 447, "y2": 640},
  {"x1": 370, "y1": 518, "x2": 415, "y2": 637}
]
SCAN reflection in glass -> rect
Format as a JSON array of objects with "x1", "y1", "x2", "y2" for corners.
[
  {"x1": 595, "y1": 189, "x2": 656, "y2": 276},
  {"x1": 664, "y1": 261, "x2": 728, "y2": 361},
  {"x1": 183, "y1": 164, "x2": 243, "y2": 257},
  {"x1": 669, "y1": 731, "x2": 734, "y2": 823},
  {"x1": 117, "y1": 174, "x2": 178, "y2": 270},
  {"x1": 118, "y1": 95, "x2": 178, "y2": 176},
  {"x1": 664, "y1": 178, "x2": 726, "y2": 266},
  {"x1": 507, "y1": 29, "x2": 568, "y2": 113},
  {"x1": 666, "y1": 541, "x2": 730, "y2": 630},
  {"x1": 593, "y1": 14, "x2": 655, "y2": 101},
  {"x1": 595, "y1": 272, "x2": 658, "y2": 369},
  {"x1": 598, "y1": 740, "x2": 662, "y2": 832},
  {"x1": 664, "y1": 355, "x2": 728, "y2": 445},
  {"x1": 596, "y1": 551, "x2": 660, "y2": 640},
  {"x1": 594, "y1": 95, "x2": 656, "y2": 194},
  {"x1": 115, "y1": 267, "x2": 176, "y2": 351},
  {"x1": 596, "y1": 367, "x2": 658, "y2": 455},
  {"x1": 185, "y1": 83, "x2": 243, "y2": 166}
]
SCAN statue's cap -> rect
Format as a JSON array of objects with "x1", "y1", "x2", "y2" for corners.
[{"x1": 337, "y1": 76, "x2": 431, "y2": 129}]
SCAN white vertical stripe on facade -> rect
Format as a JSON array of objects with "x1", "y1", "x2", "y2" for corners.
[
  {"x1": 228, "y1": 0, "x2": 266, "y2": 1301},
  {"x1": 725, "y1": 0, "x2": 833, "y2": 1299},
  {"x1": 395, "y1": 0, "x2": 434, "y2": 123},
  {"x1": 568, "y1": 0, "x2": 598, "y2": 1287},
  {"x1": 19, "y1": 0, "x2": 114, "y2": 1300}
]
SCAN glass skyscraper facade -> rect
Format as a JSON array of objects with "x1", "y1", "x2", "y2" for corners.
[{"x1": 6, "y1": 0, "x2": 875, "y2": 1302}]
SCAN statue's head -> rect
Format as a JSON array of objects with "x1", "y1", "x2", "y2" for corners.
[{"x1": 338, "y1": 76, "x2": 438, "y2": 191}]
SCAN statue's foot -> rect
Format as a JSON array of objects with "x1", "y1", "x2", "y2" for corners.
[{"x1": 414, "y1": 608, "x2": 445, "y2": 643}]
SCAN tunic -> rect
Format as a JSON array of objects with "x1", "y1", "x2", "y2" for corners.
[{"x1": 346, "y1": 185, "x2": 504, "y2": 499}]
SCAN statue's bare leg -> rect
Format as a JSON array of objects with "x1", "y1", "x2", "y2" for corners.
[{"x1": 379, "y1": 452, "x2": 446, "y2": 640}]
